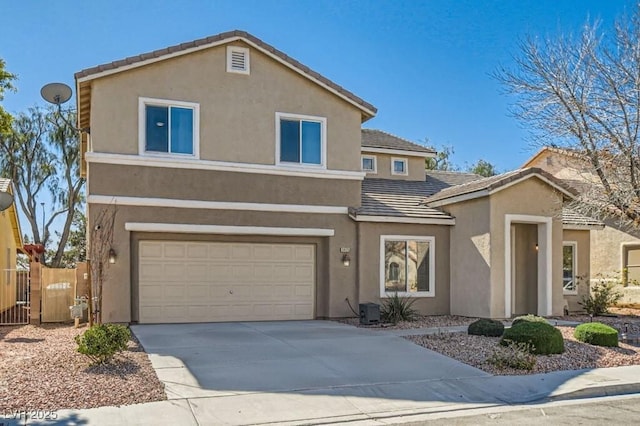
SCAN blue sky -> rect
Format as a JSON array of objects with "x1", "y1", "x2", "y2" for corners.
[{"x1": 1, "y1": 0, "x2": 635, "y2": 172}]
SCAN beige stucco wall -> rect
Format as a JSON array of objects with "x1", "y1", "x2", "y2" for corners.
[
  {"x1": 356, "y1": 222, "x2": 451, "y2": 316},
  {"x1": 445, "y1": 197, "x2": 492, "y2": 318},
  {"x1": 489, "y1": 178, "x2": 565, "y2": 318},
  {"x1": 362, "y1": 153, "x2": 426, "y2": 181},
  {"x1": 90, "y1": 204, "x2": 358, "y2": 323},
  {"x1": 562, "y1": 229, "x2": 591, "y2": 312},
  {"x1": 89, "y1": 163, "x2": 361, "y2": 207},
  {"x1": 0, "y1": 210, "x2": 17, "y2": 312},
  {"x1": 591, "y1": 222, "x2": 640, "y2": 276},
  {"x1": 89, "y1": 40, "x2": 363, "y2": 172}
]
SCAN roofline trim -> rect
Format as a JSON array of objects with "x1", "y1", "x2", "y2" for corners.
[
  {"x1": 361, "y1": 147, "x2": 436, "y2": 158},
  {"x1": 427, "y1": 172, "x2": 576, "y2": 207},
  {"x1": 349, "y1": 213, "x2": 455, "y2": 225},
  {"x1": 76, "y1": 35, "x2": 376, "y2": 118}
]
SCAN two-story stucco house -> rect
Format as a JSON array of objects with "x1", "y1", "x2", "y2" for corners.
[{"x1": 76, "y1": 30, "x2": 599, "y2": 324}]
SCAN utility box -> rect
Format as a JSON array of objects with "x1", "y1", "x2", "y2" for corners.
[{"x1": 359, "y1": 303, "x2": 380, "y2": 325}]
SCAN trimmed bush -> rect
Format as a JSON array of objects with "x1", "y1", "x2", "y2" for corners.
[
  {"x1": 381, "y1": 293, "x2": 418, "y2": 324},
  {"x1": 501, "y1": 321, "x2": 564, "y2": 355},
  {"x1": 75, "y1": 323, "x2": 131, "y2": 364},
  {"x1": 468, "y1": 318, "x2": 504, "y2": 337},
  {"x1": 511, "y1": 314, "x2": 549, "y2": 327},
  {"x1": 574, "y1": 322, "x2": 619, "y2": 347}
]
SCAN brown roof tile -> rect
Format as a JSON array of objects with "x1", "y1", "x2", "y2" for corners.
[
  {"x1": 361, "y1": 129, "x2": 435, "y2": 154},
  {"x1": 75, "y1": 30, "x2": 376, "y2": 116}
]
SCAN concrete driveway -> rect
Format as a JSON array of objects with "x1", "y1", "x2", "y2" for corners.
[{"x1": 132, "y1": 320, "x2": 489, "y2": 400}]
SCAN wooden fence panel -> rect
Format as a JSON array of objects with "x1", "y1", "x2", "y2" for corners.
[{"x1": 41, "y1": 267, "x2": 76, "y2": 323}]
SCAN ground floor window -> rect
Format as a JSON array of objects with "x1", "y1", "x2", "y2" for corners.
[
  {"x1": 380, "y1": 236, "x2": 435, "y2": 297},
  {"x1": 562, "y1": 242, "x2": 577, "y2": 294},
  {"x1": 623, "y1": 244, "x2": 640, "y2": 285}
]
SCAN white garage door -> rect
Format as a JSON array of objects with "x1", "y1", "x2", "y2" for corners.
[{"x1": 138, "y1": 241, "x2": 315, "y2": 323}]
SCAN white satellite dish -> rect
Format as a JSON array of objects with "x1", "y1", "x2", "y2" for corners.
[
  {"x1": 40, "y1": 82, "x2": 72, "y2": 105},
  {"x1": 0, "y1": 191, "x2": 13, "y2": 212}
]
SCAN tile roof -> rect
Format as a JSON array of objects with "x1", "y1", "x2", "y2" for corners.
[
  {"x1": 75, "y1": 30, "x2": 376, "y2": 116},
  {"x1": 0, "y1": 178, "x2": 9, "y2": 193},
  {"x1": 361, "y1": 129, "x2": 435, "y2": 154},
  {"x1": 424, "y1": 167, "x2": 578, "y2": 205},
  {"x1": 352, "y1": 178, "x2": 454, "y2": 221},
  {"x1": 562, "y1": 208, "x2": 604, "y2": 228},
  {"x1": 424, "y1": 170, "x2": 482, "y2": 193}
]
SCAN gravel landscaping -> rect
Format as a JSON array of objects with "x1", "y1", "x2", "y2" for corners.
[
  {"x1": 0, "y1": 324, "x2": 166, "y2": 411},
  {"x1": 337, "y1": 314, "x2": 479, "y2": 329},
  {"x1": 408, "y1": 324, "x2": 640, "y2": 376}
]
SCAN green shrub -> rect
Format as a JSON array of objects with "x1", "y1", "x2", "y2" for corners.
[
  {"x1": 381, "y1": 293, "x2": 418, "y2": 324},
  {"x1": 75, "y1": 324, "x2": 131, "y2": 364},
  {"x1": 579, "y1": 277, "x2": 622, "y2": 316},
  {"x1": 487, "y1": 340, "x2": 536, "y2": 370},
  {"x1": 511, "y1": 314, "x2": 549, "y2": 327},
  {"x1": 501, "y1": 321, "x2": 564, "y2": 355},
  {"x1": 574, "y1": 322, "x2": 619, "y2": 347},
  {"x1": 468, "y1": 318, "x2": 504, "y2": 337}
]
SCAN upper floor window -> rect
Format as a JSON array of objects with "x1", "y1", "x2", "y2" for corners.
[
  {"x1": 361, "y1": 155, "x2": 377, "y2": 173},
  {"x1": 391, "y1": 157, "x2": 408, "y2": 175},
  {"x1": 139, "y1": 97, "x2": 199, "y2": 157},
  {"x1": 276, "y1": 113, "x2": 326, "y2": 167}
]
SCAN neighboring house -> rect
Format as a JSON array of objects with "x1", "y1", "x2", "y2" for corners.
[
  {"x1": 525, "y1": 147, "x2": 640, "y2": 305},
  {"x1": 0, "y1": 178, "x2": 24, "y2": 315},
  {"x1": 76, "y1": 30, "x2": 596, "y2": 323}
]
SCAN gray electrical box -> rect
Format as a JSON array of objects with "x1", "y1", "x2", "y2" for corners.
[{"x1": 359, "y1": 303, "x2": 380, "y2": 325}]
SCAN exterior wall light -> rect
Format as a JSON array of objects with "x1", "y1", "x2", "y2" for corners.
[
  {"x1": 342, "y1": 253, "x2": 351, "y2": 267},
  {"x1": 108, "y1": 248, "x2": 117, "y2": 264}
]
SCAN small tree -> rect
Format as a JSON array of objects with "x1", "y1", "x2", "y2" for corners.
[
  {"x1": 467, "y1": 159, "x2": 498, "y2": 177},
  {"x1": 0, "y1": 58, "x2": 17, "y2": 135},
  {"x1": 88, "y1": 205, "x2": 117, "y2": 325}
]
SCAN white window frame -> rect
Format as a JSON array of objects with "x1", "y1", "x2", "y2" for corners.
[
  {"x1": 361, "y1": 155, "x2": 377, "y2": 173},
  {"x1": 391, "y1": 157, "x2": 408, "y2": 176},
  {"x1": 275, "y1": 112, "x2": 327, "y2": 169},
  {"x1": 226, "y1": 46, "x2": 250, "y2": 75},
  {"x1": 562, "y1": 241, "x2": 578, "y2": 295},
  {"x1": 138, "y1": 97, "x2": 200, "y2": 159},
  {"x1": 380, "y1": 235, "x2": 435, "y2": 298}
]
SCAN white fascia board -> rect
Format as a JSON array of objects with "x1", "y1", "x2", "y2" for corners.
[
  {"x1": 85, "y1": 152, "x2": 365, "y2": 181},
  {"x1": 487, "y1": 173, "x2": 576, "y2": 199},
  {"x1": 88, "y1": 195, "x2": 348, "y2": 214},
  {"x1": 427, "y1": 173, "x2": 575, "y2": 207},
  {"x1": 124, "y1": 222, "x2": 335, "y2": 236},
  {"x1": 361, "y1": 147, "x2": 436, "y2": 158},
  {"x1": 349, "y1": 214, "x2": 455, "y2": 225},
  {"x1": 76, "y1": 36, "x2": 376, "y2": 118},
  {"x1": 427, "y1": 190, "x2": 490, "y2": 207}
]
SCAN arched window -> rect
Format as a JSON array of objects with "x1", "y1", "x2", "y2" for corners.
[{"x1": 389, "y1": 262, "x2": 400, "y2": 281}]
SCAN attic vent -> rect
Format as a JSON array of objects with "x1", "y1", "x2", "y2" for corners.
[{"x1": 227, "y1": 46, "x2": 250, "y2": 75}]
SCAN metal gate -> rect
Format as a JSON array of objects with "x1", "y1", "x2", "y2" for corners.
[{"x1": 0, "y1": 269, "x2": 30, "y2": 325}]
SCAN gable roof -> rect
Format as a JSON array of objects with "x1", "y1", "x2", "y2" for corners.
[
  {"x1": 522, "y1": 146, "x2": 586, "y2": 168},
  {"x1": 361, "y1": 129, "x2": 435, "y2": 157},
  {"x1": 562, "y1": 208, "x2": 604, "y2": 229},
  {"x1": 350, "y1": 178, "x2": 455, "y2": 224},
  {"x1": 424, "y1": 167, "x2": 578, "y2": 207},
  {"x1": 0, "y1": 178, "x2": 23, "y2": 249},
  {"x1": 75, "y1": 30, "x2": 377, "y2": 132}
]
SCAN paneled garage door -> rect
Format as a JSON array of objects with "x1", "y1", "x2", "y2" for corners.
[{"x1": 138, "y1": 241, "x2": 315, "y2": 323}]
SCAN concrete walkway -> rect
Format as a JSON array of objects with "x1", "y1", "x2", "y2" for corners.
[{"x1": 17, "y1": 321, "x2": 640, "y2": 426}]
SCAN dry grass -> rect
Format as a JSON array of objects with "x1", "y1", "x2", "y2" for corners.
[{"x1": 0, "y1": 324, "x2": 166, "y2": 411}]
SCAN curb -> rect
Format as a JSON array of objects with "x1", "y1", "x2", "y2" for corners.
[{"x1": 546, "y1": 382, "x2": 640, "y2": 402}]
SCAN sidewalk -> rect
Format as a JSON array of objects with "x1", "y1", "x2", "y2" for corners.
[{"x1": 13, "y1": 324, "x2": 640, "y2": 426}]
